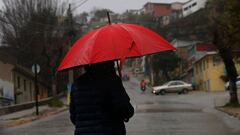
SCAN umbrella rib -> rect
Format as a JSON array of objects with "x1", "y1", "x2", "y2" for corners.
[
  {"x1": 117, "y1": 24, "x2": 142, "y2": 56},
  {"x1": 88, "y1": 27, "x2": 105, "y2": 64}
]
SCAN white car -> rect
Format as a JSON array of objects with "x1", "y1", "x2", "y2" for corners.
[
  {"x1": 152, "y1": 80, "x2": 193, "y2": 95},
  {"x1": 225, "y1": 76, "x2": 240, "y2": 90}
]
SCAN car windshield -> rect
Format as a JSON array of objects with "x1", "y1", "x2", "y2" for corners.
[
  {"x1": 163, "y1": 81, "x2": 173, "y2": 85},
  {"x1": 162, "y1": 82, "x2": 171, "y2": 86}
]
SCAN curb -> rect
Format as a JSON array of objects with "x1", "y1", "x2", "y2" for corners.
[
  {"x1": 216, "y1": 107, "x2": 240, "y2": 120},
  {"x1": 0, "y1": 106, "x2": 68, "y2": 128}
]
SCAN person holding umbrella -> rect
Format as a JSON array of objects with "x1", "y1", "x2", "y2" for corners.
[
  {"x1": 69, "y1": 61, "x2": 134, "y2": 135},
  {"x1": 58, "y1": 13, "x2": 176, "y2": 135}
]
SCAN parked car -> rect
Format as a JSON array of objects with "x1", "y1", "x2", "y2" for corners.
[
  {"x1": 152, "y1": 80, "x2": 193, "y2": 95},
  {"x1": 225, "y1": 76, "x2": 240, "y2": 90}
]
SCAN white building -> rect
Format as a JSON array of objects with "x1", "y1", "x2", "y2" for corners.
[
  {"x1": 182, "y1": 0, "x2": 207, "y2": 17},
  {"x1": 0, "y1": 53, "x2": 15, "y2": 106}
]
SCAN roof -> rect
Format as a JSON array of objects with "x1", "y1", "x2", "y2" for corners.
[
  {"x1": 143, "y1": 2, "x2": 171, "y2": 7},
  {"x1": 13, "y1": 65, "x2": 50, "y2": 88},
  {"x1": 194, "y1": 51, "x2": 218, "y2": 64},
  {"x1": 171, "y1": 2, "x2": 185, "y2": 4},
  {"x1": 171, "y1": 39, "x2": 195, "y2": 48},
  {"x1": 196, "y1": 43, "x2": 217, "y2": 51},
  {"x1": 13, "y1": 65, "x2": 34, "y2": 79},
  {"x1": 183, "y1": 0, "x2": 193, "y2": 4}
]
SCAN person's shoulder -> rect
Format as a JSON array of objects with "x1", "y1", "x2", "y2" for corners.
[
  {"x1": 106, "y1": 75, "x2": 122, "y2": 86},
  {"x1": 72, "y1": 73, "x2": 92, "y2": 91},
  {"x1": 76, "y1": 72, "x2": 89, "y2": 81},
  {"x1": 73, "y1": 73, "x2": 91, "y2": 86}
]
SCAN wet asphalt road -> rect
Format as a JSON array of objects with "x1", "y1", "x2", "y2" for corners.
[{"x1": 1, "y1": 79, "x2": 240, "y2": 135}]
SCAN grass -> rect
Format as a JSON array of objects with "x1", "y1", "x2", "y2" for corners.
[{"x1": 224, "y1": 102, "x2": 240, "y2": 108}]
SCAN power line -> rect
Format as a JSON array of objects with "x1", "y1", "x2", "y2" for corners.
[{"x1": 71, "y1": 0, "x2": 89, "y2": 12}]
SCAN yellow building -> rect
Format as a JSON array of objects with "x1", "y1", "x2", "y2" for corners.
[{"x1": 194, "y1": 52, "x2": 225, "y2": 91}]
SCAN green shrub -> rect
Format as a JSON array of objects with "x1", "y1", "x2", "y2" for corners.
[
  {"x1": 48, "y1": 98, "x2": 64, "y2": 108},
  {"x1": 224, "y1": 102, "x2": 240, "y2": 108}
]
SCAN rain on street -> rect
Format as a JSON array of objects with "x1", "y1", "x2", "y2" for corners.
[{"x1": 2, "y1": 78, "x2": 240, "y2": 135}]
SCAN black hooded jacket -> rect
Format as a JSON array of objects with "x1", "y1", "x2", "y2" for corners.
[{"x1": 69, "y1": 61, "x2": 134, "y2": 135}]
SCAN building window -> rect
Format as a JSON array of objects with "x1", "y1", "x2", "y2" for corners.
[
  {"x1": 17, "y1": 76, "x2": 20, "y2": 88},
  {"x1": 196, "y1": 64, "x2": 198, "y2": 74},
  {"x1": 0, "y1": 87, "x2": 3, "y2": 97},
  {"x1": 184, "y1": 7, "x2": 188, "y2": 11},
  {"x1": 30, "y1": 82, "x2": 32, "y2": 100},
  {"x1": 192, "y1": 2, "x2": 197, "y2": 7},
  {"x1": 206, "y1": 80, "x2": 210, "y2": 91},
  {"x1": 213, "y1": 55, "x2": 221, "y2": 66},
  {"x1": 208, "y1": 80, "x2": 211, "y2": 91},
  {"x1": 198, "y1": 63, "x2": 200, "y2": 73},
  {"x1": 24, "y1": 80, "x2": 26, "y2": 91},
  {"x1": 203, "y1": 60, "x2": 205, "y2": 71},
  {"x1": 206, "y1": 58, "x2": 209, "y2": 69}
]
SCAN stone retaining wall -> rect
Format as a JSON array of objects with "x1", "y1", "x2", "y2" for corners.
[
  {"x1": 0, "y1": 93, "x2": 65, "y2": 116},
  {"x1": 0, "y1": 97, "x2": 52, "y2": 116}
]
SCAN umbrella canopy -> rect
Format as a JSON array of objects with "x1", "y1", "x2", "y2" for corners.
[{"x1": 58, "y1": 23, "x2": 176, "y2": 72}]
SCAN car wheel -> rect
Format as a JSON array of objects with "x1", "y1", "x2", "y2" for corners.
[
  {"x1": 160, "y1": 90, "x2": 166, "y2": 95},
  {"x1": 182, "y1": 89, "x2": 188, "y2": 94}
]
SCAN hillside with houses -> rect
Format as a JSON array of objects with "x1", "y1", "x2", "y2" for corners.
[{"x1": 0, "y1": 0, "x2": 240, "y2": 107}]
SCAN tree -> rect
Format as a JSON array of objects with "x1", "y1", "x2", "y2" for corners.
[
  {"x1": 0, "y1": 0, "x2": 72, "y2": 96},
  {"x1": 151, "y1": 51, "x2": 180, "y2": 85},
  {"x1": 90, "y1": 9, "x2": 113, "y2": 22},
  {"x1": 75, "y1": 12, "x2": 88, "y2": 25},
  {"x1": 207, "y1": 0, "x2": 240, "y2": 105},
  {"x1": 121, "y1": 11, "x2": 156, "y2": 28}
]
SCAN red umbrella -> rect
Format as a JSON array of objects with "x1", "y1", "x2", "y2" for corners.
[{"x1": 57, "y1": 23, "x2": 176, "y2": 72}]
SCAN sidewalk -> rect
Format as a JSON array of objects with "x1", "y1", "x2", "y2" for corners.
[
  {"x1": 215, "y1": 91, "x2": 240, "y2": 121},
  {"x1": 0, "y1": 97, "x2": 68, "y2": 128}
]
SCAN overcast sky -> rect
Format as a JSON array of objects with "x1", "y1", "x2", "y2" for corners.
[
  {"x1": 0, "y1": 0, "x2": 189, "y2": 14},
  {"x1": 72, "y1": 0, "x2": 189, "y2": 13}
]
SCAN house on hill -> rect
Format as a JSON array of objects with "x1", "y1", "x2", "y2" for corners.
[
  {"x1": 182, "y1": 0, "x2": 208, "y2": 17},
  {"x1": 0, "y1": 52, "x2": 15, "y2": 106},
  {"x1": 0, "y1": 48, "x2": 50, "y2": 107},
  {"x1": 194, "y1": 52, "x2": 225, "y2": 91},
  {"x1": 185, "y1": 42, "x2": 217, "y2": 83},
  {"x1": 143, "y1": 2, "x2": 185, "y2": 25}
]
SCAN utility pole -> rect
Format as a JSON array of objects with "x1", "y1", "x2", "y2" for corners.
[{"x1": 67, "y1": 4, "x2": 75, "y2": 85}]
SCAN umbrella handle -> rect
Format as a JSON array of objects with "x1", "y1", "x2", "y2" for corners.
[{"x1": 117, "y1": 41, "x2": 135, "y2": 79}]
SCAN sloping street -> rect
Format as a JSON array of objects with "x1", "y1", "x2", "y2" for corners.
[{"x1": 1, "y1": 78, "x2": 240, "y2": 135}]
